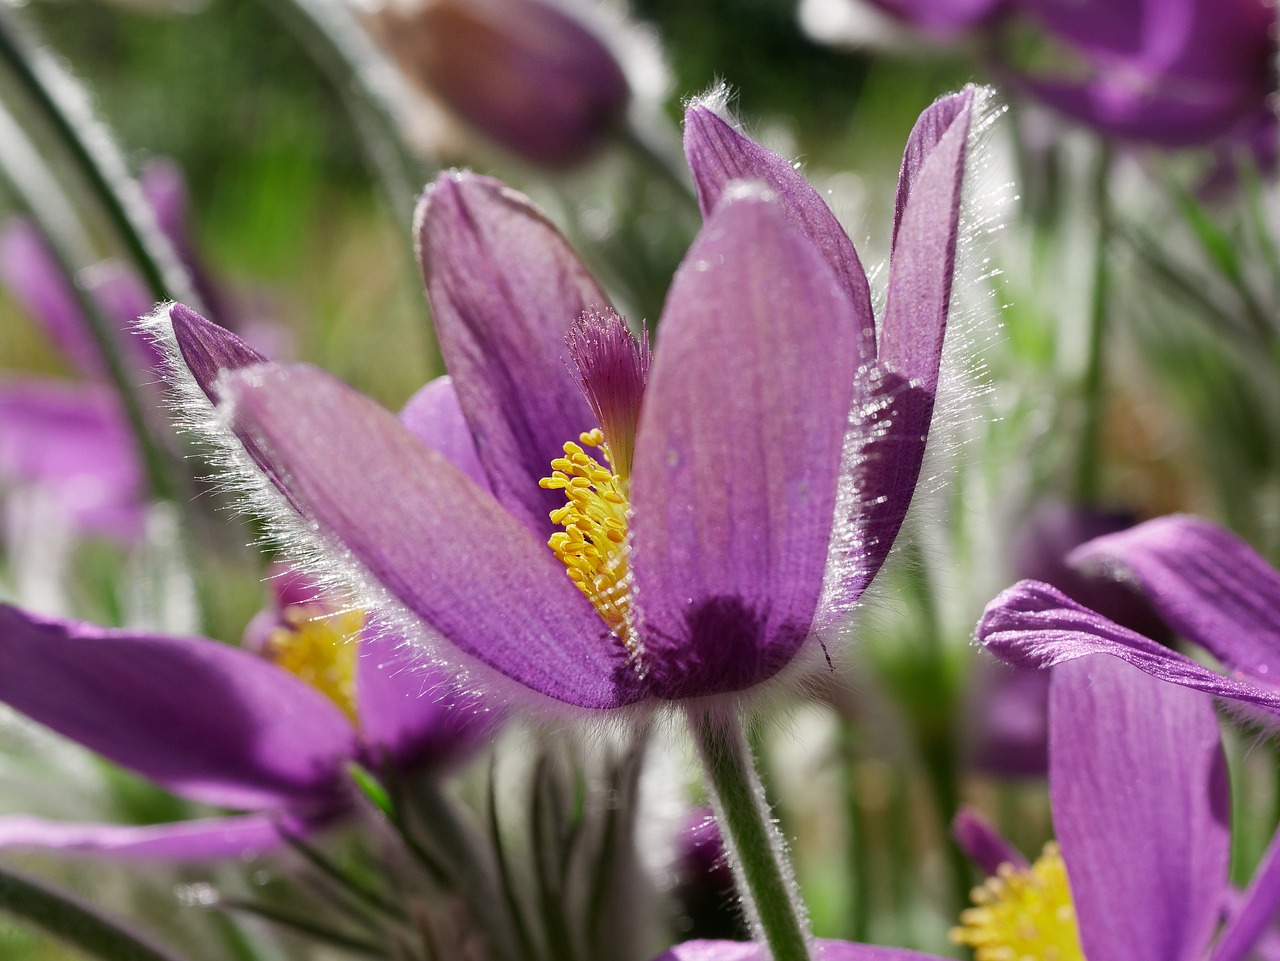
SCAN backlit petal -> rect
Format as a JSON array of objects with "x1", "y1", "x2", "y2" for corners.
[{"x1": 398, "y1": 375, "x2": 489, "y2": 491}]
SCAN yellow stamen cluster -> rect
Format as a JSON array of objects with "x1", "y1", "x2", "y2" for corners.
[
  {"x1": 538, "y1": 428, "x2": 634, "y2": 651},
  {"x1": 266, "y1": 604, "x2": 363, "y2": 722},
  {"x1": 951, "y1": 842, "x2": 1085, "y2": 961}
]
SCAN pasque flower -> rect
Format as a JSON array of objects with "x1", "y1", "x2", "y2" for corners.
[
  {"x1": 156, "y1": 88, "x2": 973, "y2": 711},
  {"x1": 977, "y1": 514, "x2": 1280, "y2": 720},
  {"x1": 658, "y1": 651, "x2": 1280, "y2": 961},
  {"x1": 0, "y1": 568, "x2": 491, "y2": 858}
]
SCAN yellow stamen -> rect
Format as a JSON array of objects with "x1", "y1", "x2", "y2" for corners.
[
  {"x1": 951, "y1": 841, "x2": 1085, "y2": 961},
  {"x1": 266, "y1": 604, "x2": 362, "y2": 722},
  {"x1": 538, "y1": 429, "x2": 634, "y2": 651}
]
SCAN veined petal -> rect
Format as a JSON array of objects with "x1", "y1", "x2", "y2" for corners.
[
  {"x1": 1070, "y1": 515, "x2": 1280, "y2": 683},
  {"x1": 682, "y1": 105, "x2": 875, "y2": 361},
  {"x1": 0, "y1": 810, "x2": 334, "y2": 860},
  {"x1": 650, "y1": 940, "x2": 948, "y2": 960},
  {"x1": 415, "y1": 172, "x2": 602, "y2": 536},
  {"x1": 398, "y1": 375, "x2": 489, "y2": 491},
  {"x1": 977, "y1": 581, "x2": 1280, "y2": 717},
  {"x1": 221, "y1": 362, "x2": 642, "y2": 710},
  {"x1": 0, "y1": 605, "x2": 357, "y2": 811},
  {"x1": 356, "y1": 627, "x2": 496, "y2": 771},
  {"x1": 630, "y1": 188, "x2": 858, "y2": 699},
  {"x1": 1050, "y1": 656, "x2": 1228, "y2": 961},
  {"x1": 167, "y1": 303, "x2": 267, "y2": 404},
  {"x1": 845, "y1": 88, "x2": 973, "y2": 603}
]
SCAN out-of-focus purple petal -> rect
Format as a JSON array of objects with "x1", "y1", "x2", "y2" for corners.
[
  {"x1": 0, "y1": 810, "x2": 334, "y2": 860},
  {"x1": 650, "y1": 940, "x2": 948, "y2": 960},
  {"x1": 398, "y1": 375, "x2": 489, "y2": 491},
  {"x1": 1050, "y1": 656, "x2": 1228, "y2": 961},
  {"x1": 965, "y1": 660, "x2": 1050, "y2": 778},
  {"x1": 0, "y1": 381, "x2": 143, "y2": 540},
  {"x1": 1212, "y1": 828, "x2": 1280, "y2": 961},
  {"x1": 845, "y1": 89, "x2": 972, "y2": 603},
  {"x1": 373, "y1": 0, "x2": 629, "y2": 168},
  {"x1": 0, "y1": 220, "x2": 103, "y2": 377},
  {"x1": 84, "y1": 262, "x2": 165, "y2": 375},
  {"x1": 630, "y1": 189, "x2": 857, "y2": 699},
  {"x1": 862, "y1": 0, "x2": 1005, "y2": 34},
  {"x1": 415, "y1": 173, "x2": 602, "y2": 536},
  {"x1": 682, "y1": 105, "x2": 875, "y2": 359},
  {"x1": 220, "y1": 362, "x2": 642, "y2": 710},
  {"x1": 1022, "y1": 0, "x2": 1146, "y2": 60},
  {"x1": 1070, "y1": 515, "x2": 1280, "y2": 683},
  {"x1": 1022, "y1": 77, "x2": 1261, "y2": 147},
  {"x1": 0, "y1": 604, "x2": 357, "y2": 811},
  {"x1": 168, "y1": 304, "x2": 267, "y2": 404},
  {"x1": 952, "y1": 806, "x2": 1028, "y2": 875},
  {"x1": 977, "y1": 581, "x2": 1280, "y2": 716},
  {"x1": 356, "y1": 627, "x2": 496, "y2": 771}
]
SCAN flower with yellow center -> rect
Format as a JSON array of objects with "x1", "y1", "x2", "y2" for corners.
[
  {"x1": 265, "y1": 603, "x2": 364, "y2": 723},
  {"x1": 951, "y1": 842, "x2": 1084, "y2": 961}
]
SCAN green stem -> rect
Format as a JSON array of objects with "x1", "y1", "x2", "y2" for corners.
[
  {"x1": 1075, "y1": 144, "x2": 1111, "y2": 504},
  {"x1": 687, "y1": 706, "x2": 812, "y2": 961},
  {"x1": 836, "y1": 716, "x2": 870, "y2": 944},
  {"x1": 0, "y1": 865, "x2": 193, "y2": 961},
  {"x1": 0, "y1": 7, "x2": 200, "y2": 309}
]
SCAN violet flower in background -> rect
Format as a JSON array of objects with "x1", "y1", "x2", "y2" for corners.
[
  {"x1": 365, "y1": 0, "x2": 631, "y2": 167},
  {"x1": 1014, "y1": 0, "x2": 1278, "y2": 150},
  {"x1": 0, "y1": 569, "x2": 492, "y2": 859},
  {"x1": 965, "y1": 500, "x2": 1165, "y2": 778},
  {"x1": 856, "y1": 0, "x2": 1006, "y2": 37},
  {"x1": 978, "y1": 514, "x2": 1280, "y2": 721},
  {"x1": 155, "y1": 87, "x2": 974, "y2": 711},
  {"x1": 661, "y1": 654, "x2": 1279, "y2": 960},
  {"x1": 670, "y1": 808, "x2": 746, "y2": 942}
]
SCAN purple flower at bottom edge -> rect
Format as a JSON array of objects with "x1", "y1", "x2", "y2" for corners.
[
  {"x1": 663, "y1": 654, "x2": 1280, "y2": 961},
  {"x1": 156, "y1": 88, "x2": 976, "y2": 711},
  {"x1": 0, "y1": 571, "x2": 494, "y2": 860}
]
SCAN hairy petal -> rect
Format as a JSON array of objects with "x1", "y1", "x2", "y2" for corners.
[
  {"x1": 0, "y1": 605, "x2": 356, "y2": 810},
  {"x1": 631, "y1": 188, "x2": 858, "y2": 698},
  {"x1": 977, "y1": 581, "x2": 1280, "y2": 716},
  {"x1": 650, "y1": 940, "x2": 949, "y2": 960},
  {"x1": 415, "y1": 172, "x2": 602, "y2": 536},
  {"x1": 682, "y1": 104, "x2": 875, "y2": 361},
  {"x1": 1050, "y1": 656, "x2": 1228, "y2": 961},
  {"x1": 221, "y1": 362, "x2": 642, "y2": 710},
  {"x1": 1070, "y1": 514, "x2": 1280, "y2": 681}
]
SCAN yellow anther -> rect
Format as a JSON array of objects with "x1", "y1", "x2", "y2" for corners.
[
  {"x1": 267, "y1": 604, "x2": 362, "y2": 722},
  {"x1": 951, "y1": 842, "x2": 1084, "y2": 961},
  {"x1": 540, "y1": 434, "x2": 634, "y2": 652}
]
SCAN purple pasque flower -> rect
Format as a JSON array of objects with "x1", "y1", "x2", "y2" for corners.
[
  {"x1": 0, "y1": 570, "x2": 492, "y2": 859},
  {"x1": 857, "y1": 0, "x2": 1007, "y2": 36},
  {"x1": 1014, "y1": 0, "x2": 1277, "y2": 149},
  {"x1": 0, "y1": 161, "x2": 250, "y2": 540},
  {"x1": 367, "y1": 0, "x2": 630, "y2": 168},
  {"x1": 664, "y1": 653, "x2": 1280, "y2": 961},
  {"x1": 977, "y1": 514, "x2": 1280, "y2": 721},
  {"x1": 157, "y1": 88, "x2": 975, "y2": 710}
]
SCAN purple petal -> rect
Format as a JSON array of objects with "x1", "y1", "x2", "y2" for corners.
[
  {"x1": 1049, "y1": 655, "x2": 1229, "y2": 961},
  {"x1": 847, "y1": 89, "x2": 973, "y2": 601},
  {"x1": 415, "y1": 173, "x2": 603, "y2": 536},
  {"x1": 965, "y1": 659, "x2": 1050, "y2": 778},
  {"x1": 398, "y1": 375, "x2": 489, "y2": 491},
  {"x1": 860, "y1": 0, "x2": 1005, "y2": 33},
  {"x1": 977, "y1": 581, "x2": 1280, "y2": 717},
  {"x1": 1070, "y1": 514, "x2": 1280, "y2": 683},
  {"x1": 650, "y1": 941, "x2": 948, "y2": 961},
  {"x1": 356, "y1": 626, "x2": 497, "y2": 771},
  {"x1": 952, "y1": 806, "x2": 1028, "y2": 875},
  {"x1": 85, "y1": 262, "x2": 165, "y2": 375},
  {"x1": 0, "y1": 220, "x2": 103, "y2": 377},
  {"x1": 168, "y1": 303, "x2": 267, "y2": 404},
  {"x1": 630, "y1": 188, "x2": 858, "y2": 699},
  {"x1": 0, "y1": 604, "x2": 357, "y2": 811},
  {"x1": 1212, "y1": 827, "x2": 1280, "y2": 961},
  {"x1": 220, "y1": 362, "x2": 642, "y2": 710},
  {"x1": 0, "y1": 810, "x2": 334, "y2": 860},
  {"x1": 0, "y1": 380, "x2": 144, "y2": 540},
  {"x1": 682, "y1": 105, "x2": 875, "y2": 360}
]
